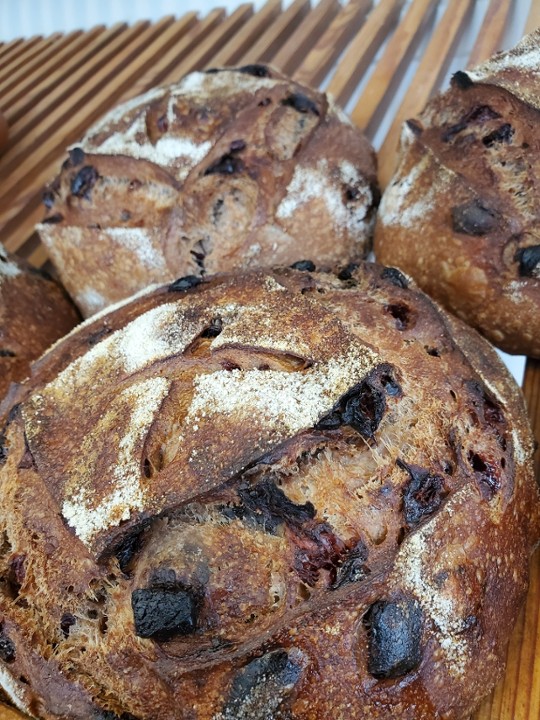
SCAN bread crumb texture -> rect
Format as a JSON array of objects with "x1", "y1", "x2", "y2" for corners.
[{"x1": 0, "y1": 264, "x2": 537, "y2": 720}]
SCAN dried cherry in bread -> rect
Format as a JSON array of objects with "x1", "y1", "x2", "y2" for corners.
[{"x1": 0, "y1": 264, "x2": 537, "y2": 719}]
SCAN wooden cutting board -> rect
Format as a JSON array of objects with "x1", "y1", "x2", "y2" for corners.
[{"x1": 0, "y1": 1, "x2": 539, "y2": 717}]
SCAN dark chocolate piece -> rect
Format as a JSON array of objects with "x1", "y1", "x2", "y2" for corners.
[
  {"x1": 338, "y1": 263, "x2": 360, "y2": 281},
  {"x1": 452, "y1": 70, "x2": 474, "y2": 89},
  {"x1": 515, "y1": 245, "x2": 540, "y2": 278},
  {"x1": 442, "y1": 104, "x2": 500, "y2": 142},
  {"x1": 290, "y1": 260, "x2": 316, "y2": 272},
  {"x1": 221, "y1": 649, "x2": 301, "y2": 719},
  {"x1": 238, "y1": 64, "x2": 271, "y2": 77},
  {"x1": 0, "y1": 625, "x2": 15, "y2": 663},
  {"x1": 332, "y1": 539, "x2": 369, "y2": 589},
  {"x1": 281, "y1": 93, "x2": 320, "y2": 116},
  {"x1": 131, "y1": 586, "x2": 198, "y2": 639},
  {"x1": 71, "y1": 166, "x2": 99, "y2": 199},
  {"x1": 204, "y1": 153, "x2": 244, "y2": 176},
  {"x1": 364, "y1": 598, "x2": 423, "y2": 679},
  {"x1": 381, "y1": 267, "x2": 408, "y2": 288},
  {"x1": 169, "y1": 275, "x2": 202, "y2": 292},
  {"x1": 42, "y1": 213, "x2": 64, "y2": 224},
  {"x1": 234, "y1": 479, "x2": 316, "y2": 534},
  {"x1": 451, "y1": 200, "x2": 497, "y2": 236},
  {"x1": 482, "y1": 123, "x2": 514, "y2": 147}
]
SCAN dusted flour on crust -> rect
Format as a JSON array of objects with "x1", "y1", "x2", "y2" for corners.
[
  {"x1": 375, "y1": 30, "x2": 540, "y2": 357},
  {"x1": 37, "y1": 65, "x2": 378, "y2": 317},
  {"x1": 0, "y1": 263, "x2": 537, "y2": 720}
]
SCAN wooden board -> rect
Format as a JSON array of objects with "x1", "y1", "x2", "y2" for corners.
[{"x1": 0, "y1": 1, "x2": 539, "y2": 718}]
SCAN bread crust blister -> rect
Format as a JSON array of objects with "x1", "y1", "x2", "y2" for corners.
[{"x1": 0, "y1": 263, "x2": 537, "y2": 719}]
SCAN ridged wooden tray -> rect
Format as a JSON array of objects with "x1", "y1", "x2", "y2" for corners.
[{"x1": 0, "y1": 1, "x2": 539, "y2": 718}]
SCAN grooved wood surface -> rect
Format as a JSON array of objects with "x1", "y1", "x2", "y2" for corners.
[{"x1": 0, "y1": 2, "x2": 539, "y2": 718}]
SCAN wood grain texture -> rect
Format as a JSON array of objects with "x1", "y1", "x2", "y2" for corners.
[
  {"x1": 271, "y1": 0, "x2": 340, "y2": 74},
  {"x1": 350, "y1": 0, "x2": 439, "y2": 133},
  {"x1": 467, "y1": 0, "x2": 514, "y2": 67},
  {"x1": 0, "y1": 6, "x2": 539, "y2": 719},
  {"x1": 294, "y1": 0, "x2": 373, "y2": 88},
  {"x1": 325, "y1": 0, "x2": 404, "y2": 107}
]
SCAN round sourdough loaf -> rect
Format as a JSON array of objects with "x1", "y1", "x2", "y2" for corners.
[
  {"x1": 0, "y1": 245, "x2": 79, "y2": 402},
  {"x1": 36, "y1": 65, "x2": 378, "y2": 318},
  {"x1": 0, "y1": 263, "x2": 537, "y2": 720},
  {"x1": 375, "y1": 31, "x2": 540, "y2": 357}
]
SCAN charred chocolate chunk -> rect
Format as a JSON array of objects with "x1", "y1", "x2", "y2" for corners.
[
  {"x1": 69, "y1": 147, "x2": 86, "y2": 166},
  {"x1": 338, "y1": 262, "x2": 360, "y2": 281},
  {"x1": 483, "y1": 123, "x2": 514, "y2": 147},
  {"x1": 332, "y1": 539, "x2": 369, "y2": 589},
  {"x1": 405, "y1": 118, "x2": 423, "y2": 136},
  {"x1": 381, "y1": 266, "x2": 408, "y2": 288},
  {"x1": 42, "y1": 213, "x2": 64, "y2": 224},
  {"x1": 442, "y1": 104, "x2": 500, "y2": 142},
  {"x1": 290, "y1": 260, "x2": 316, "y2": 272},
  {"x1": 0, "y1": 349, "x2": 15, "y2": 357},
  {"x1": 515, "y1": 245, "x2": 540, "y2": 278},
  {"x1": 131, "y1": 585, "x2": 198, "y2": 639},
  {"x1": 200, "y1": 317, "x2": 223, "y2": 338},
  {"x1": 222, "y1": 649, "x2": 302, "y2": 719},
  {"x1": 397, "y1": 459, "x2": 446, "y2": 526},
  {"x1": 452, "y1": 70, "x2": 474, "y2": 89},
  {"x1": 451, "y1": 199, "x2": 497, "y2": 236},
  {"x1": 0, "y1": 626, "x2": 15, "y2": 663},
  {"x1": 364, "y1": 598, "x2": 423, "y2": 679},
  {"x1": 71, "y1": 165, "x2": 99, "y2": 199},
  {"x1": 281, "y1": 93, "x2": 320, "y2": 116},
  {"x1": 466, "y1": 379, "x2": 506, "y2": 425},
  {"x1": 238, "y1": 64, "x2": 271, "y2": 77},
  {"x1": 234, "y1": 479, "x2": 315, "y2": 534},
  {"x1": 115, "y1": 531, "x2": 144, "y2": 575},
  {"x1": 169, "y1": 275, "x2": 202, "y2": 292},
  {"x1": 204, "y1": 153, "x2": 244, "y2": 176}
]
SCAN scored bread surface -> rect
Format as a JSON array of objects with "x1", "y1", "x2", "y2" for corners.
[
  {"x1": 375, "y1": 30, "x2": 540, "y2": 357},
  {"x1": 37, "y1": 66, "x2": 378, "y2": 317},
  {"x1": 0, "y1": 263, "x2": 537, "y2": 720}
]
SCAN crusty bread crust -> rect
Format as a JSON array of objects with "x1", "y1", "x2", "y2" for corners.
[
  {"x1": 0, "y1": 262, "x2": 536, "y2": 719},
  {"x1": 37, "y1": 66, "x2": 378, "y2": 318},
  {"x1": 0, "y1": 245, "x2": 79, "y2": 402},
  {"x1": 375, "y1": 30, "x2": 540, "y2": 357}
]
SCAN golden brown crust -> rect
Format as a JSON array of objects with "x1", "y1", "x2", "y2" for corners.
[
  {"x1": 0, "y1": 246, "x2": 80, "y2": 402},
  {"x1": 0, "y1": 262, "x2": 537, "y2": 720},
  {"x1": 375, "y1": 32, "x2": 540, "y2": 357},
  {"x1": 37, "y1": 66, "x2": 378, "y2": 317}
]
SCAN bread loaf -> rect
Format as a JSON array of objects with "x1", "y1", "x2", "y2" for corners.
[
  {"x1": 375, "y1": 31, "x2": 540, "y2": 357},
  {"x1": 37, "y1": 66, "x2": 378, "y2": 317},
  {"x1": 0, "y1": 262, "x2": 536, "y2": 719},
  {"x1": 0, "y1": 245, "x2": 79, "y2": 401}
]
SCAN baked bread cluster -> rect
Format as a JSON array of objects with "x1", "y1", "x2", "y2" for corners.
[
  {"x1": 36, "y1": 65, "x2": 378, "y2": 317},
  {"x1": 0, "y1": 263, "x2": 537, "y2": 719},
  {"x1": 0, "y1": 244, "x2": 79, "y2": 401},
  {"x1": 375, "y1": 30, "x2": 540, "y2": 357}
]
